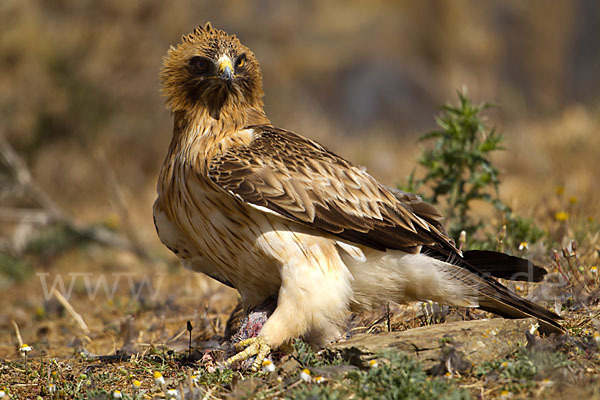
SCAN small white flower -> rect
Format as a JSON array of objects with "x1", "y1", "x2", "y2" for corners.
[
  {"x1": 132, "y1": 380, "x2": 141, "y2": 390},
  {"x1": 166, "y1": 388, "x2": 179, "y2": 399},
  {"x1": 262, "y1": 359, "x2": 276, "y2": 373},
  {"x1": 518, "y1": 242, "x2": 528, "y2": 251},
  {"x1": 529, "y1": 322, "x2": 539, "y2": 335},
  {"x1": 300, "y1": 368, "x2": 311, "y2": 382},
  {"x1": 153, "y1": 371, "x2": 165, "y2": 386},
  {"x1": 314, "y1": 375, "x2": 325, "y2": 384},
  {"x1": 593, "y1": 332, "x2": 600, "y2": 344},
  {"x1": 48, "y1": 383, "x2": 56, "y2": 393},
  {"x1": 113, "y1": 390, "x2": 122, "y2": 398},
  {"x1": 20, "y1": 344, "x2": 32, "y2": 355},
  {"x1": 459, "y1": 230, "x2": 467, "y2": 245},
  {"x1": 369, "y1": 359, "x2": 379, "y2": 368},
  {"x1": 591, "y1": 266, "x2": 598, "y2": 274},
  {"x1": 0, "y1": 390, "x2": 6, "y2": 398},
  {"x1": 190, "y1": 374, "x2": 199, "y2": 386}
]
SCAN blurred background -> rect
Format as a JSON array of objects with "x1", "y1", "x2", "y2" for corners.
[{"x1": 0, "y1": 0, "x2": 599, "y2": 359}]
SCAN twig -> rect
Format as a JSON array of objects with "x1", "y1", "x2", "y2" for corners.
[
  {"x1": 52, "y1": 289, "x2": 90, "y2": 334},
  {"x1": 11, "y1": 320, "x2": 23, "y2": 347},
  {"x1": 0, "y1": 132, "x2": 155, "y2": 260},
  {"x1": 166, "y1": 327, "x2": 188, "y2": 344},
  {"x1": 386, "y1": 302, "x2": 391, "y2": 332},
  {"x1": 187, "y1": 320, "x2": 193, "y2": 359},
  {"x1": 0, "y1": 208, "x2": 50, "y2": 223},
  {"x1": 201, "y1": 386, "x2": 215, "y2": 400},
  {"x1": 0, "y1": 135, "x2": 64, "y2": 219},
  {"x1": 553, "y1": 250, "x2": 570, "y2": 285},
  {"x1": 94, "y1": 148, "x2": 154, "y2": 261}
]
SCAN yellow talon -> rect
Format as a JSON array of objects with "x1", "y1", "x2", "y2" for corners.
[{"x1": 226, "y1": 337, "x2": 271, "y2": 372}]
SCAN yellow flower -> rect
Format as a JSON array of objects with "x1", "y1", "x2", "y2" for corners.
[
  {"x1": 500, "y1": 389, "x2": 513, "y2": 399},
  {"x1": 541, "y1": 378, "x2": 553, "y2": 387},
  {"x1": 132, "y1": 380, "x2": 141, "y2": 390},
  {"x1": 568, "y1": 196, "x2": 577, "y2": 204},
  {"x1": 555, "y1": 186, "x2": 565, "y2": 196},
  {"x1": 153, "y1": 371, "x2": 165, "y2": 386},
  {"x1": 554, "y1": 211, "x2": 569, "y2": 222},
  {"x1": 369, "y1": 359, "x2": 379, "y2": 368},
  {"x1": 104, "y1": 213, "x2": 121, "y2": 230},
  {"x1": 518, "y1": 242, "x2": 528, "y2": 251},
  {"x1": 591, "y1": 266, "x2": 597, "y2": 274}
]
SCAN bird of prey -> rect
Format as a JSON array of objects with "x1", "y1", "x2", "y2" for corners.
[{"x1": 154, "y1": 23, "x2": 562, "y2": 371}]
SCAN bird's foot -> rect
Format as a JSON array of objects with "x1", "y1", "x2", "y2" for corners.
[{"x1": 225, "y1": 336, "x2": 271, "y2": 372}]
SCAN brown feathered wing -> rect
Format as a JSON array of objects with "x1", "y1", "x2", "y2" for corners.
[{"x1": 208, "y1": 125, "x2": 456, "y2": 254}]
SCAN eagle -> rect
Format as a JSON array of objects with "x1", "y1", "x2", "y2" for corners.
[{"x1": 154, "y1": 23, "x2": 562, "y2": 371}]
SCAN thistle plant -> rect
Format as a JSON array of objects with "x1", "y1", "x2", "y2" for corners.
[{"x1": 402, "y1": 89, "x2": 543, "y2": 250}]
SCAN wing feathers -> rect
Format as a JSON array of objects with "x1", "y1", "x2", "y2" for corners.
[{"x1": 208, "y1": 125, "x2": 456, "y2": 254}]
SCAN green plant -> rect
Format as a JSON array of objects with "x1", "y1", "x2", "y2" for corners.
[
  {"x1": 0, "y1": 251, "x2": 32, "y2": 285},
  {"x1": 287, "y1": 351, "x2": 470, "y2": 400},
  {"x1": 401, "y1": 89, "x2": 543, "y2": 250},
  {"x1": 292, "y1": 339, "x2": 344, "y2": 368},
  {"x1": 476, "y1": 347, "x2": 570, "y2": 394}
]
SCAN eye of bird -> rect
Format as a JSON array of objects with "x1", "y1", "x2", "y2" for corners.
[
  {"x1": 235, "y1": 54, "x2": 246, "y2": 70},
  {"x1": 189, "y1": 56, "x2": 212, "y2": 75}
]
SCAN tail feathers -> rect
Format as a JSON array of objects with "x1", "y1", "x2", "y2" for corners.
[
  {"x1": 472, "y1": 267, "x2": 564, "y2": 334},
  {"x1": 463, "y1": 250, "x2": 547, "y2": 282},
  {"x1": 478, "y1": 294, "x2": 564, "y2": 334},
  {"x1": 441, "y1": 261, "x2": 564, "y2": 334}
]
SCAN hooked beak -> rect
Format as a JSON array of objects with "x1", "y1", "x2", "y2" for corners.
[{"x1": 218, "y1": 57, "x2": 234, "y2": 89}]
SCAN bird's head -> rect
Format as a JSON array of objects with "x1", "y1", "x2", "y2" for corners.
[{"x1": 160, "y1": 23, "x2": 265, "y2": 120}]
